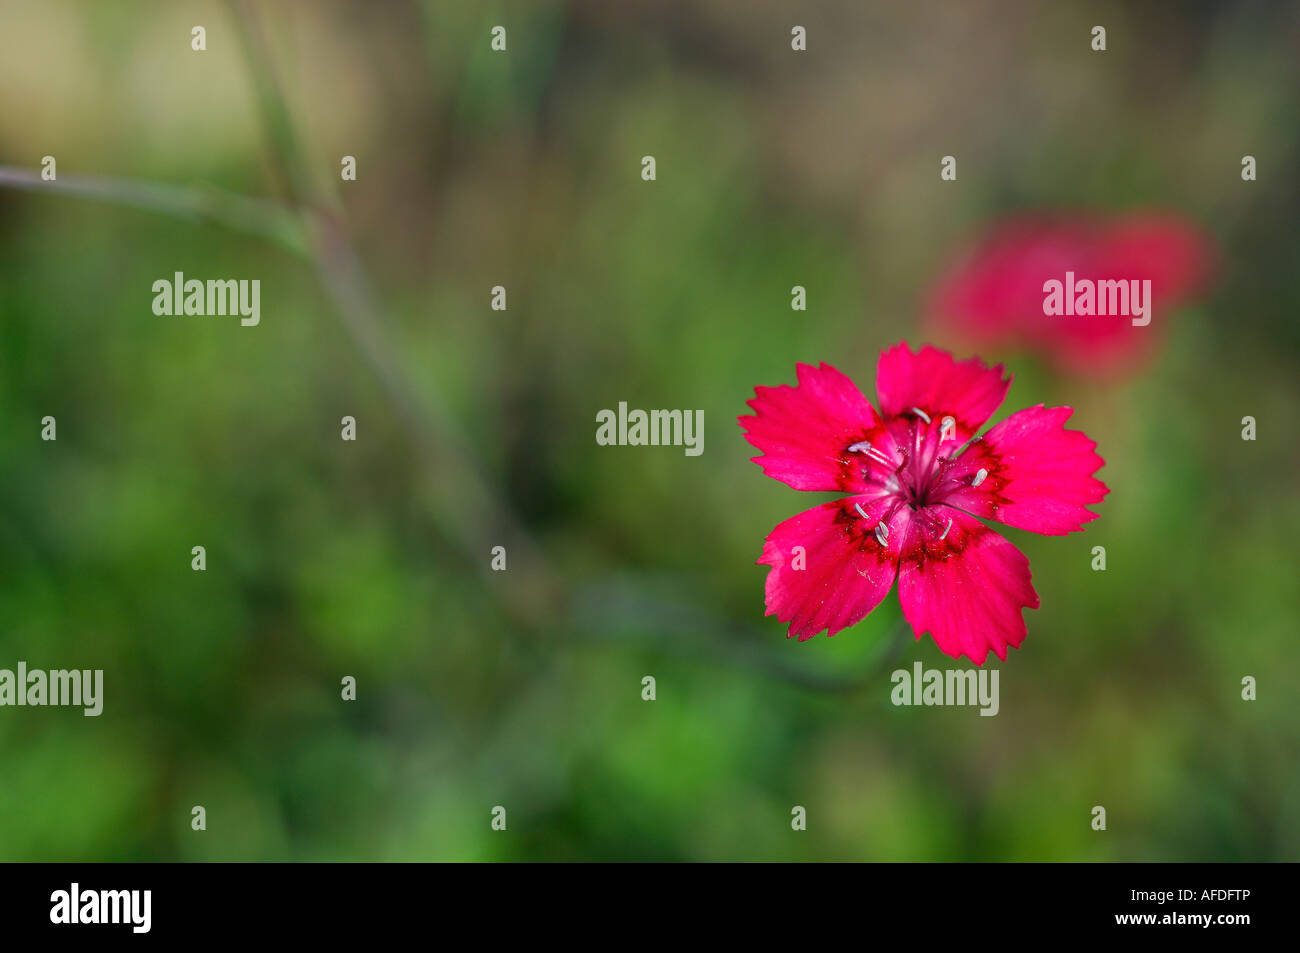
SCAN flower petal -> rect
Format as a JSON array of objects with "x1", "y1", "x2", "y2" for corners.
[
  {"x1": 897, "y1": 508, "x2": 1039, "y2": 665},
  {"x1": 926, "y1": 214, "x2": 1216, "y2": 376},
  {"x1": 758, "y1": 496, "x2": 906, "y2": 639},
  {"x1": 940, "y1": 405, "x2": 1108, "y2": 535},
  {"x1": 740, "y1": 362, "x2": 897, "y2": 493},
  {"x1": 1103, "y1": 216, "x2": 1216, "y2": 306},
  {"x1": 875, "y1": 342, "x2": 1010, "y2": 439}
]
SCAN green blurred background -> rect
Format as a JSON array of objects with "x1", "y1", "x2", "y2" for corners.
[{"x1": 1, "y1": 0, "x2": 1297, "y2": 861}]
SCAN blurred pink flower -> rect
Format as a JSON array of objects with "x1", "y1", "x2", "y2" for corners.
[
  {"x1": 738, "y1": 344, "x2": 1108, "y2": 665},
  {"x1": 926, "y1": 213, "x2": 1216, "y2": 375}
]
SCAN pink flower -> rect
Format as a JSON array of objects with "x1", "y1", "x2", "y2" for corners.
[
  {"x1": 927, "y1": 213, "x2": 1215, "y2": 376},
  {"x1": 738, "y1": 343, "x2": 1108, "y2": 665}
]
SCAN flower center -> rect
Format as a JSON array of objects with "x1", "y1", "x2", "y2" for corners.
[
  {"x1": 903, "y1": 410, "x2": 960, "y2": 508},
  {"x1": 899, "y1": 458, "x2": 942, "y2": 509},
  {"x1": 851, "y1": 410, "x2": 964, "y2": 512}
]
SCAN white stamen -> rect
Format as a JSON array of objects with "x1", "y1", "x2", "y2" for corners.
[
  {"x1": 972, "y1": 468, "x2": 988, "y2": 487},
  {"x1": 855, "y1": 502, "x2": 870, "y2": 520},
  {"x1": 874, "y1": 521, "x2": 889, "y2": 546},
  {"x1": 911, "y1": 407, "x2": 931, "y2": 424},
  {"x1": 940, "y1": 518, "x2": 952, "y2": 540},
  {"x1": 939, "y1": 416, "x2": 956, "y2": 442},
  {"x1": 847, "y1": 440, "x2": 893, "y2": 470}
]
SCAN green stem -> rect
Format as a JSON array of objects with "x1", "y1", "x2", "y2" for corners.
[{"x1": 0, "y1": 166, "x2": 304, "y2": 253}]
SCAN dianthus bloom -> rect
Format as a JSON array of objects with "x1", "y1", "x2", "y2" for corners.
[
  {"x1": 927, "y1": 213, "x2": 1215, "y2": 375},
  {"x1": 738, "y1": 343, "x2": 1108, "y2": 664}
]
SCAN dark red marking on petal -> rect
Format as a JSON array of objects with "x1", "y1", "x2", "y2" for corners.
[
  {"x1": 739, "y1": 362, "x2": 892, "y2": 494},
  {"x1": 896, "y1": 507, "x2": 1039, "y2": 665},
  {"x1": 757, "y1": 496, "x2": 904, "y2": 640},
  {"x1": 942, "y1": 405, "x2": 1108, "y2": 535}
]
